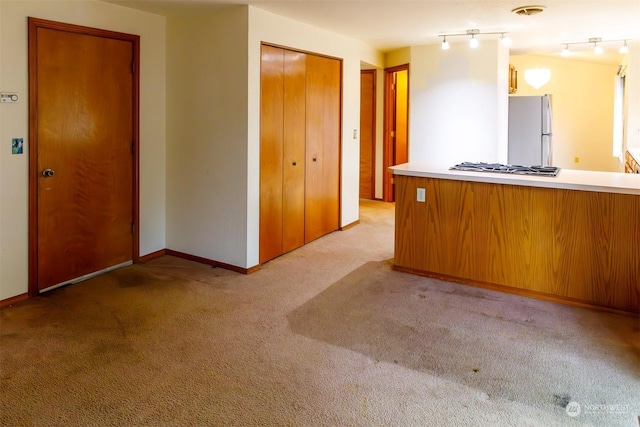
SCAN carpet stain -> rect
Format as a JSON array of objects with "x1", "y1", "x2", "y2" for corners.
[
  {"x1": 114, "y1": 270, "x2": 154, "y2": 288},
  {"x1": 553, "y1": 393, "x2": 572, "y2": 408}
]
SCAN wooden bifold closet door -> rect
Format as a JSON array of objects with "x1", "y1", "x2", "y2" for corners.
[{"x1": 260, "y1": 44, "x2": 341, "y2": 264}]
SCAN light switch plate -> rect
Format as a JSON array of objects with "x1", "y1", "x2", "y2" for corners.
[
  {"x1": 1, "y1": 93, "x2": 19, "y2": 103},
  {"x1": 417, "y1": 188, "x2": 426, "y2": 202}
]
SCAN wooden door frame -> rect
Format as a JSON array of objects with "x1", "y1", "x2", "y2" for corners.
[
  {"x1": 383, "y1": 64, "x2": 409, "y2": 202},
  {"x1": 360, "y1": 69, "x2": 377, "y2": 200},
  {"x1": 27, "y1": 17, "x2": 141, "y2": 297}
]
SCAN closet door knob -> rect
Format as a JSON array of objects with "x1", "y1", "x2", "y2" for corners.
[
  {"x1": 292, "y1": 161, "x2": 297, "y2": 166},
  {"x1": 312, "y1": 156, "x2": 317, "y2": 162}
]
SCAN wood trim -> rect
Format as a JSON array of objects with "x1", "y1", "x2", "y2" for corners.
[
  {"x1": 138, "y1": 249, "x2": 166, "y2": 263},
  {"x1": 27, "y1": 17, "x2": 141, "y2": 298},
  {"x1": 28, "y1": 19, "x2": 38, "y2": 297},
  {"x1": 165, "y1": 250, "x2": 261, "y2": 274},
  {"x1": 0, "y1": 293, "x2": 29, "y2": 309},
  {"x1": 340, "y1": 219, "x2": 360, "y2": 231},
  {"x1": 392, "y1": 265, "x2": 640, "y2": 318}
]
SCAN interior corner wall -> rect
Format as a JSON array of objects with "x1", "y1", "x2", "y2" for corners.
[
  {"x1": 0, "y1": 0, "x2": 166, "y2": 301},
  {"x1": 509, "y1": 54, "x2": 619, "y2": 172},
  {"x1": 164, "y1": 6, "x2": 249, "y2": 268},
  {"x1": 408, "y1": 40, "x2": 507, "y2": 165},
  {"x1": 247, "y1": 6, "x2": 383, "y2": 268}
]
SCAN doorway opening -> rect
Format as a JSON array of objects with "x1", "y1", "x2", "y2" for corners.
[
  {"x1": 383, "y1": 64, "x2": 409, "y2": 202},
  {"x1": 359, "y1": 69, "x2": 377, "y2": 199}
]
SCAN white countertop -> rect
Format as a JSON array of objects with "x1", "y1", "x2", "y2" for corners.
[{"x1": 390, "y1": 163, "x2": 640, "y2": 196}]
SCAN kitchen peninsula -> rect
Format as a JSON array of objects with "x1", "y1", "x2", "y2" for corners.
[{"x1": 390, "y1": 163, "x2": 640, "y2": 314}]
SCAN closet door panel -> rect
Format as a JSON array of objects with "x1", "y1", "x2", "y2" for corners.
[
  {"x1": 260, "y1": 46, "x2": 285, "y2": 264},
  {"x1": 282, "y1": 51, "x2": 306, "y2": 253},
  {"x1": 304, "y1": 54, "x2": 326, "y2": 243},
  {"x1": 321, "y1": 56, "x2": 341, "y2": 235}
]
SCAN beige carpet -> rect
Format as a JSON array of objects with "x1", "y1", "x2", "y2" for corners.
[{"x1": 1, "y1": 199, "x2": 638, "y2": 426}]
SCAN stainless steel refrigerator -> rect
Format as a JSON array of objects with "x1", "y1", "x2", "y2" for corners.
[{"x1": 508, "y1": 94, "x2": 553, "y2": 166}]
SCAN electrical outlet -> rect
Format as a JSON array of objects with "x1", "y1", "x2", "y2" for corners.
[{"x1": 416, "y1": 188, "x2": 426, "y2": 202}]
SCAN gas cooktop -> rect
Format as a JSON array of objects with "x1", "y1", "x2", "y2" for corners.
[{"x1": 449, "y1": 162, "x2": 560, "y2": 177}]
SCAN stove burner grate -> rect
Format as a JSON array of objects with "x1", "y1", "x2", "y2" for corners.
[{"x1": 450, "y1": 162, "x2": 560, "y2": 177}]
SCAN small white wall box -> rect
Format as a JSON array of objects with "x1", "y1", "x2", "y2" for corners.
[{"x1": 1, "y1": 93, "x2": 19, "y2": 103}]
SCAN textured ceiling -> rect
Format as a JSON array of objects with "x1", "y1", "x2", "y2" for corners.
[{"x1": 106, "y1": 0, "x2": 640, "y2": 63}]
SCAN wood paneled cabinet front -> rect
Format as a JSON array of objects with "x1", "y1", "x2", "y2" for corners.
[
  {"x1": 625, "y1": 150, "x2": 639, "y2": 173},
  {"x1": 259, "y1": 44, "x2": 341, "y2": 264},
  {"x1": 509, "y1": 64, "x2": 517, "y2": 94}
]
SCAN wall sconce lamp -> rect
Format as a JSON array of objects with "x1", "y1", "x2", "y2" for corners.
[
  {"x1": 524, "y1": 69, "x2": 551, "y2": 89},
  {"x1": 560, "y1": 37, "x2": 631, "y2": 57},
  {"x1": 439, "y1": 29, "x2": 511, "y2": 50}
]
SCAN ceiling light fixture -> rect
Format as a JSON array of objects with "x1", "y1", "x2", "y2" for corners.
[
  {"x1": 524, "y1": 68, "x2": 551, "y2": 89},
  {"x1": 438, "y1": 29, "x2": 510, "y2": 51},
  {"x1": 560, "y1": 37, "x2": 632, "y2": 56},
  {"x1": 501, "y1": 33, "x2": 512, "y2": 47},
  {"x1": 620, "y1": 40, "x2": 629, "y2": 54},
  {"x1": 442, "y1": 36, "x2": 450, "y2": 50},
  {"x1": 469, "y1": 34, "x2": 479, "y2": 48},
  {"x1": 592, "y1": 38, "x2": 604, "y2": 55}
]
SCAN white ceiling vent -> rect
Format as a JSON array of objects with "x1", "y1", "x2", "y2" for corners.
[{"x1": 512, "y1": 5, "x2": 547, "y2": 16}]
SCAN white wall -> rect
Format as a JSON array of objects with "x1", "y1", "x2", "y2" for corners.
[
  {"x1": 510, "y1": 54, "x2": 620, "y2": 172},
  {"x1": 0, "y1": 0, "x2": 166, "y2": 300},
  {"x1": 408, "y1": 40, "x2": 509, "y2": 165},
  {"x1": 164, "y1": 6, "x2": 249, "y2": 268},
  {"x1": 247, "y1": 7, "x2": 383, "y2": 267},
  {"x1": 623, "y1": 41, "x2": 640, "y2": 151}
]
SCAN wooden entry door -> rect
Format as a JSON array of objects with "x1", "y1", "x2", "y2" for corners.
[{"x1": 28, "y1": 18, "x2": 140, "y2": 294}]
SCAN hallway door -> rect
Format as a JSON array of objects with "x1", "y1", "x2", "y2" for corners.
[
  {"x1": 29, "y1": 18, "x2": 140, "y2": 294},
  {"x1": 383, "y1": 65, "x2": 409, "y2": 202},
  {"x1": 359, "y1": 70, "x2": 376, "y2": 199}
]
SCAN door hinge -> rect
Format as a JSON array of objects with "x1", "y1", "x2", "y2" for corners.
[
  {"x1": 131, "y1": 142, "x2": 135, "y2": 154},
  {"x1": 390, "y1": 130, "x2": 396, "y2": 137},
  {"x1": 131, "y1": 223, "x2": 135, "y2": 234},
  {"x1": 131, "y1": 61, "x2": 135, "y2": 73}
]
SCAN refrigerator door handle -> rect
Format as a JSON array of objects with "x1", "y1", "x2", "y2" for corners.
[{"x1": 542, "y1": 135, "x2": 552, "y2": 167}]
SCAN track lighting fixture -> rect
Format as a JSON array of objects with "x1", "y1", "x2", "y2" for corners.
[
  {"x1": 439, "y1": 29, "x2": 510, "y2": 51},
  {"x1": 469, "y1": 34, "x2": 479, "y2": 48},
  {"x1": 500, "y1": 33, "x2": 512, "y2": 47},
  {"x1": 442, "y1": 36, "x2": 450, "y2": 50},
  {"x1": 620, "y1": 40, "x2": 629, "y2": 54},
  {"x1": 560, "y1": 37, "x2": 631, "y2": 56}
]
